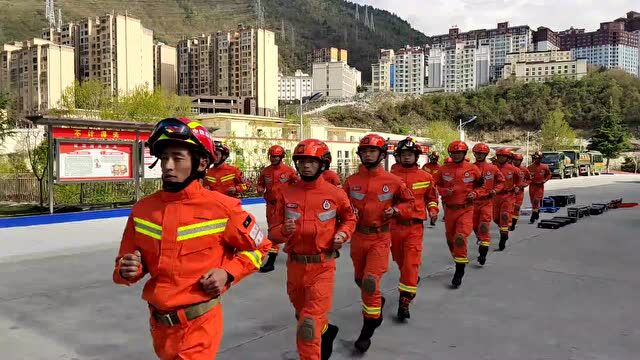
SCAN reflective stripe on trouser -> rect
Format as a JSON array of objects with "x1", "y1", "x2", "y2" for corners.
[
  {"x1": 287, "y1": 260, "x2": 336, "y2": 360},
  {"x1": 351, "y1": 232, "x2": 390, "y2": 319},
  {"x1": 513, "y1": 191, "x2": 525, "y2": 219},
  {"x1": 473, "y1": 201, "x2": 493, "y2": 246},
  {"x1": 149, "y1": 303, "x2": 223, "y2": 360},
  {"x1": 444, "y1": 206, "x2": 472, "y2": 264},
  {"x1": 266, "y1": 203, "x2": 280, "y2": 254},
  {"x1": 390, "y1": 222, "x2": 423, "y2": 298},
  {"x1": 493, "y1": 195, "x2": 514, "y2": 233},
  {"x1": 529, "y1": 184, "x2": 545, "y2": 210}
]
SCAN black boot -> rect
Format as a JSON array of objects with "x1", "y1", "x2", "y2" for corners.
[
  {"x1": 451, "y1": 263, "x2": 465, "y2": 288},
  {"x1": 477, "y1": 245, "x2": 489, "y2": 266},
  {"x1": 321, "y1": 324, "x2": 339, "y2": 360},
  {"x1": 397, "y1": 291, "x2": 414, "y2": 321},
  {"x1": 509, "y1": 218, "x2": 518, "y2": 231},
  {"x1": 498, "y1": 232, "x2": 509, "y2": 251},
  {"x1": 354, "y1": 297, "x2": 385, "y2": 353},
  {"x1": 259, "y1": 253, "x2": 277, "y2": 273},
  {"x1": 430, "y1": 217, "x2": 437, "y2": 226},
  {"x1": 529, "y1": 211, "x2": 539, "y2": 224}
]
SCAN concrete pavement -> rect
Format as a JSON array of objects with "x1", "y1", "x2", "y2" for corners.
[{"x1": 0, "y1": 175, "x2": 638, "y2": 360}]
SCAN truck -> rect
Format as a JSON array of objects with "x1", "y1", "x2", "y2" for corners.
[
  {"x1": 561, "y1": 150, "x2": 591, "y2": 176},
  {"x1": 588, "y1": 151, "x2": 605, "y2": 175},
  {"x1": 541, "y1": 151, "x2": 574, "y2": 179}
]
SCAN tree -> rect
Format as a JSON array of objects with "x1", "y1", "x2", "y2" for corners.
[
  {"x1": 0, "y1": 92, "x2": 14, "y2": 145},
  {"x1": 540, "y1": 109, "x2": 576, "y2": 151},
  {"x1": 424, "y1": 120, "x2": 458, "y2": 163},
  {"x1": 588, "y1": 111, "x2": 630, "y2": 172},
  {"x1": 19, "y1": 129, "x2": 48, "y2": 206}
]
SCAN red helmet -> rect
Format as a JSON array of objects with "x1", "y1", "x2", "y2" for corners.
[
  {"x1": 358, "y1": 133, "x2": 387, "y2": 152},
  {"x1": 394, "y1": 137, "x2": 422, "y2": 156},
  {"x1": 268, "y1": 145, "x2": 285, "y2": 157},
  {"x1": 495, "y1": 148, "x2": 513, "y2": 157},
  {"x1": 430, "y1": 151, "x2": 440, "y2": 158},
  {"x1": 292, "y1": 139, "x2": 331, "y2": 168},
  {"x1": 148, "y1": 117, "x2": 215, "y2": 164},
  {"x1": 531, "y1": 150, "x2": 543, "y2": 159},
  {"x1": 214, "y1": 141, "x2": 230, "y2": 156},
  {"x1": 512, "y1": 153, "x2": 524, "y2": 161},
  {"x1": 447, "y1": 140, "x2": 469, "y2": 153},
  {"x1": 472, "y1": 143, "x2": 490, "y2": 154}
]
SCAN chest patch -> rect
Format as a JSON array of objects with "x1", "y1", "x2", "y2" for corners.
[
  {"x1": 443, "y1": 174, "x2": 454, "y2": 182},
  {"x1": 286, "y1": 203, "x2": 298, "y2": 208},
  {"x1": 382, "y1": 185, "x2": 389, "y2": 193},
  {"x1": 279, "y1": 174, "x2": 289, "y2": 183},
  {"x1": 352, "y1": 186, "x2": 361, "y2": 191},
  {"x1": 484, "y1": 172, "x2": 494, "y2": 180},
  {"x1": 264, "y1": 176, "x2": 272, "y2": 183},
  {"x1": 322, "y1": 200, "x2": 331, "y2": 210},
  {"x1": 506, "y1": 172, "x2": 513, "y2": 180}
]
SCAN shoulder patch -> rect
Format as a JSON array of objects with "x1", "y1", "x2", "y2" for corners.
[{"x1": 242, "y1": 215, "x2": 252, "y2": 228}]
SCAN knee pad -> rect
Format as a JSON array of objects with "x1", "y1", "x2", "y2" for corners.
[
  {"x1": 479, "y1": 222, "x2": 490, "y2": 235},
  {"x1": 501, "y1": 212, "x2": 510, "y2": 222},
  {"x1": 297, "y1": 317, "x2": 315, "y2": 341},
  {"x1": 454, "y1": 234, "x2": 465, "y2": 247},
  {"x1": 362, "y1": 275, "x2": 377, "y2": 295}
]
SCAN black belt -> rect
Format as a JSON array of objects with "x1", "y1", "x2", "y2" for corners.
[
  {"x1": 356, "y1": 223, "x2": 390, "y2": 234},
  {"x1": 396, "y1": 219, "x2": 424, "y2": 226},
  {"x1": 289, "y1": 251, "x2": 337, "y2": 263},
  {"x1": 151, "y1": 297, "x2": 220, "y2": 327},
  {"x1": 445, "y1": 203, "x2": 472, "y2": 210}
]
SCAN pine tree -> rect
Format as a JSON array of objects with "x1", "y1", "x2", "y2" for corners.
[{"x1": 588, "y1": 110, "x2": 630, "y2": 172}]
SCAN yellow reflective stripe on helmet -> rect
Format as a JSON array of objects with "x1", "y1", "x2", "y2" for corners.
[
  {"x1": 398, "y1": 283, "x2": 417, "y2": 294},
  {"x1": 412, "y1": 181, "x2": 430, "y2": 190},
  {"x1": 133, "y1": 217, "x2": 162, "y2": 240},
  {"x1": 187, "y1": 121, "x2": 201, "y2": 129},
  {"x1": 157, "y1": 133, "x2": 196, "y2": 145},
  {"x1": 453, "y1": 257, "x2": 469, "y2": 264},
  {"x1": 480, "y1": 241, "x2": 491, "y2": 247},
  {"x1": 362, "y1": 304, "x2": 381, "y2": 315},
  {"x1": 205, "y1": 176, "x2": 217, "y2": 183},
  {"x1": 239, "y1": 250, "x2": 263, "y2": 269},
  {"x1": 428, "y1": 201, "x2": 438, "y2": 208},
  {"x1": 177, "y1": 218, "x2": 228, "y2": 241}
]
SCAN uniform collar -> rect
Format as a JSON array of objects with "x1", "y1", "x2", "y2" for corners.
[
  {"x1": 395, "y1": 165, "x2": 418, "y2": 173},
  {"x1": 299, "y1": 174, "x2": 326, "y2": 189},
  {"x1": 359, "y1": 164, "x2": 384, "y2": 175},
  {"x1": 160, "y1": 180, "x2": 204, "y2": 202}
]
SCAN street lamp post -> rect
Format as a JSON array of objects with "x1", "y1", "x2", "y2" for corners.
[
  {"x1": 526, "y1": 130, "x2": 542, "y2": 166},
  {"x1": 298, "y1": 73, "x2": 304, "y2": 140},
  {"x1": 458, "y1": 116, "x2": 477, "y2": 142}
]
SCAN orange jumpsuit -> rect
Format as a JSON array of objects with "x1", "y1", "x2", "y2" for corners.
[
  {"x1": 390, "y1": 162, "x2": 401, "y2": 172},
  {"x1": 322, "y1": 169, "x2": 342, "y2": 187},
  {"x1": 257, "y1": 163, "x2": 298, "y2": 254},
  {"x1": 270, "y1": 176, "x2": 356, "y2": 360},
  {"x1": 203, "y1": 163, "x2": 249, "y2": 197},
  {"x1": 513, "y1": 165, "x2": 531, "y2": 220},
  {"x1": 433, "y1": 161, "x2": 484, "y2": 264},
  {"x1": 344, "y1": 165, "x2": 415, "y2": 319},
  {"x1": 473, "y1": 161, "x2": 505, "y2": 246},
  {"x1": 493, "y1": 163, "x2": 523, "y2": 233},
  {"x1": 390, "y1": 166, "x2": 438, "y2": 298},
  {"x1": 527, "y1": 163, "x2": 552, "y2": 210},
  {"x1": 113, "y1": 181, "x2": 271, "y2": 360}
]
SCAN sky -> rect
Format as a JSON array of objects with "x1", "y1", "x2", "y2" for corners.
[{"x1": 352, "y1": 0, "x2": 637, "y2": 36}]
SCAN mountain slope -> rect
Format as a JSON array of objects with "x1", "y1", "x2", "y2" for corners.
[{"x1": 0, "y1": 0, "x2": 427, "y2": 80}]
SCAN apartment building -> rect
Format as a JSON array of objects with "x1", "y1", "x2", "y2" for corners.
[
  {"x1": 371, "y1": 49, "x2": 395, "y2": 92},
  {"x1": 393, "y1": 46, "x2": 425, "y2": 95},
  {"x1": 307, "y1": 47, "x2": 348, "y2": 71},
  {"x1": 0, "y1": 39, "x2": 75, "y2": 113},
  {"x1": 42, "y1": 14, "x2": 154, "y2": 95},
  {"x1": 503, "y1": 50, "x2": 587, "y2": 82},
  {"x1": 429, "y1": 22, "x2": 533, "y2": 82},
  {"x1": 533, "y1": 27, "x2": 560, "y2": 51},
  {"x1": 177, "y1": 34, "x2": 213, "y2": 96},
  {"x1": 278, "y1": 70, "x2": 313, "y2": 101},
  {"x1": 153, "y1": 42, "x2": 177, "y2": 94},
  {"x1": 428, "y1": 43, "x2": 490, "y2": 92},
  {"x1": 312, "y1": 62, "x2": 360, "y2": 99}
]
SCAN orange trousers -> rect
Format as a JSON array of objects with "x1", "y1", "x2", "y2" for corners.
[
  {"x1": 493, "y1": 194, "x2": 514, "y2": 233},
  {"x1": 266, "y1": 203, "x2": 280, "y2": 254},
  {"x1": 350, "y1": 231, "x2": 390, "y2": 319},
  {"x1": 513, "y1": 190, "x2": 525, "y2": 220},
  {"x1": 529, "y1": 184, "x2": 545, "y2": 210},
  {"x1": 149, "y1": 305, "x2": 223, "y2": 360},
  {"x1": 444, "y1": 206, "x2": 473, "y2": 264},
  {"x1": 287, "y1": 259, "x2": 336, "y2": 360},
  {"x1": 390, "y1": 222, "x2": 423, "y2": 298},
  {"x1": 473, "y1": 200, "x2": 493, "y2": 247}
]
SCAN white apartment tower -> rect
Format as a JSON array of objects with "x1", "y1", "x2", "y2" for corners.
[
  {"x1": 393, "y1": 46, "x2": 424, "y2": 95},
  {"x1": 371, "y1": 49, "x2": 395, "y2": 92},
  {"x1": 428, "y1": 43, "x2": 491, "y2": 92},
  {"x1": 313, "y1": 62, "x2": 360, "y2": 99},
  {"x1": 278, "y1": 70, "x2": 313, "y2": 101},
  {"x1": 153, "y1": 42, "x2": 177, "y2": 94}
]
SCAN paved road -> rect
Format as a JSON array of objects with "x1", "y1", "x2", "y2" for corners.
[{"x1": 0, "y1": 175, "x2": 638, "y2": 360}]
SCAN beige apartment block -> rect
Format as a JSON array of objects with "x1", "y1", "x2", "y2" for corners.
[
  {"x1": 153, "y1": 42, "x2": 177, "y2": 94},
  {"x1": 0, "y1": 39, "x2": 75, "y2": 113},
  {"x1": 503, "y1": 50, "x2": 587, "y2": 82},
  {"x1": 312, "y1": 62, "x2": 360, "y2": 99},
  {"x1": 371, "y1": 49, "x2": 395, "y2": 92}
]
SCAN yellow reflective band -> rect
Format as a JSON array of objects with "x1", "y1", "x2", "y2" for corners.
[
  {"x1": 157, "y1": 133, "x2": 196, "y2": 145},
  {"x1": 177, "y1": 218, "x2": 228, "y2": 241},
  {"x1": 412, "y1": 181, "x2": 430, "y2": 190},
  {"x1": 480, "y1": 241, "x2": 491, "y2": 246},
  {"x1": 453, "y1": 257, "x2": 469, "y2": 264},
  {"x1": 322, "y1": 324, "x2": 329, "y2": 334},
  {"x1": 362, "y1": 304, "x2": 381, "y2": 315},
  {"x1": 428, "y1": 201, "x2": 438, "y2": 208},
  {"x1": 220, "y1": 174, "x2": 235, "y2": 182},
  {"x1": 239, "y1": 250, "x2": 263, "y2": 269},
  {"x1": 512, "y1": 215, "x2": 519, "y2": 220},
  {"x1": 133, "y1": 217, "x2": 162, "y2": 240},
  {"x1": 187, "y1": 121, "x2": 201, "y2": 129},
  {"x1": 205, "y1": 176, "x2": 217, "y2": 183},
  {"x1": 134, "y1": 217, "x2": 162, "y2": 230},
  {"x1": 398, "y1": 283, "x2": 417, "y2": 293},
  {"x1": 500, "y1": 227, "x2": 509, "y2": 232}
]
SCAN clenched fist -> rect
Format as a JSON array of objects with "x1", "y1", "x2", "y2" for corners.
[
  {"x1": 383, "y1": 207, "x2": 397, "y2": 220},
  {"x1": 200, "y1": 268, "x2": 229, "y2": 298},
  {"x1": 226, "y1": 187, "x2": 237, "y2": 195},
  {"x1": 333, "y1": 231, "x2": 347, "y2": 250},
  {"x1": 119, "y1": 250, "x2": 142, "y2": 279},
  {"x1": 283, "y1": 218, "x2": 296, "y2": 235}
]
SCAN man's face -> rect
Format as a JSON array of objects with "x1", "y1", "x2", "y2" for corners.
[
  {"x1": 359, "y1": 147, "x2": 382, "y2": 163},
  {"x1": 270, "y1": 155, "x2": 282, "y2": 166},
  {"x1": 450, "y1": 151, "x2": 466, "y2": 163},
  {"x1": 214, "y1": 150, "x2": 223, "y2": 165},
  {"x1": 513, "y1": 159, "x2": 523, "y2": 167},
  {"x1": 400, "y1": 150, "x2": 417, "y2": 166},
  {"x1": 296, "y1": 158, "x2": 321, "y2": 177},
  {"x1": 474, "y1": 152, "x2": 488, "y2": 162},
  {"x1": 161, "y1": 144, "x2": 195, "y2": 183},
  {"x1": 497, "y1": 154, "x2": 509, "y2": 164}
]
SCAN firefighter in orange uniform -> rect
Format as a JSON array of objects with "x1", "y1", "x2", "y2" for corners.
[
  {"x1": 493, "y1": 148, "x2": 523, "y2": 251},
  {"x1": 343, "y1": 133, "x2": 415, "y2": 353},
  {"x1": 510, "y1": 153, "x2": 531, "y2": 230},
  {"x1": 113, "y1": 117, "x2": 271, "y2": 360},
  {"x1": 390, "y1": 137, "x2": 438, "y2": 321},
  {"x1": 203, "y1": 141, "x2": 249, "y2": 197},
  {"x1": 321, "y1": 153, "x2": 343, "y2": 187},
  {"x1": 270, "y1": 139, "x2": 356, "y2": 360},
  {"x1": 422, "y1": 151, "x2": 442, "y2": 226},
  {"x1": 257, "y1": 145, "x2": 298, "y2": 272},
  {"x1": 433, "y1": 141, "x2": 484, "y2": 288},
  {"x1": 471, "y1": 143, "x2": 505, "y2": 265},
  {"x1": 527, "y1": 151, "x2": 552, "y2": 223},
  {"x1": 391, "y1": 153, "x2": 402, "y2": 172}
]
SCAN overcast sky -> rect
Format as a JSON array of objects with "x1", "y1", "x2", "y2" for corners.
[{"x1": 352, "y1": 0, "x2": 637, "y2": 36}]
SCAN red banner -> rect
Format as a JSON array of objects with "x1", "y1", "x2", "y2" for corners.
[
  {"x1": 52, "y1": 127, "x2": 150, "y2": 141},
  {"x1": 58, "y1": 142, "x2": 134, "y2": 182}
]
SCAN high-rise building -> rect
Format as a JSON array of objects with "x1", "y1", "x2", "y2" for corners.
[
  {"x1": 393, "y1": 46, "x2": 425, "y2": 95},
  {"x1": 153, "y1": 42, "x2": 177, "y2": 94},
  {"x1": 428, "y1": 43, "x2": 491, "y2": 92},
  {"x1": 371, "y1": 49, "x2": 395, "y2": 92},
  {"x1": 0, "y1": 39, "x2": 75, "y2": 113},
  {"x1": 503, "y1": 50, "x2": 587, "y2": 82},
  {"x1": 42, "y1": 14, "x2": 154, "y2": 95},
  {"x1": 428, "y1": 22, "x2": 533, "y2": 82},
  {"x1": 278, "y1": 70, "x2": 313, "y2": 101},
  {"x1": 42, "y1": 22, "x2": 80, "y2": 79},
  {"x1": 533, "y1": 27, "x2": 560, "y2": 51},
  {"x1": 307, "y1": 47, "x2": 348, "y2": 71},
  {"x1": 312, "y1": 62, "x2": 360, "y2": 99},
  {"x1": 177, "y1": 34, "x2": 213, "y2": 96}
]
